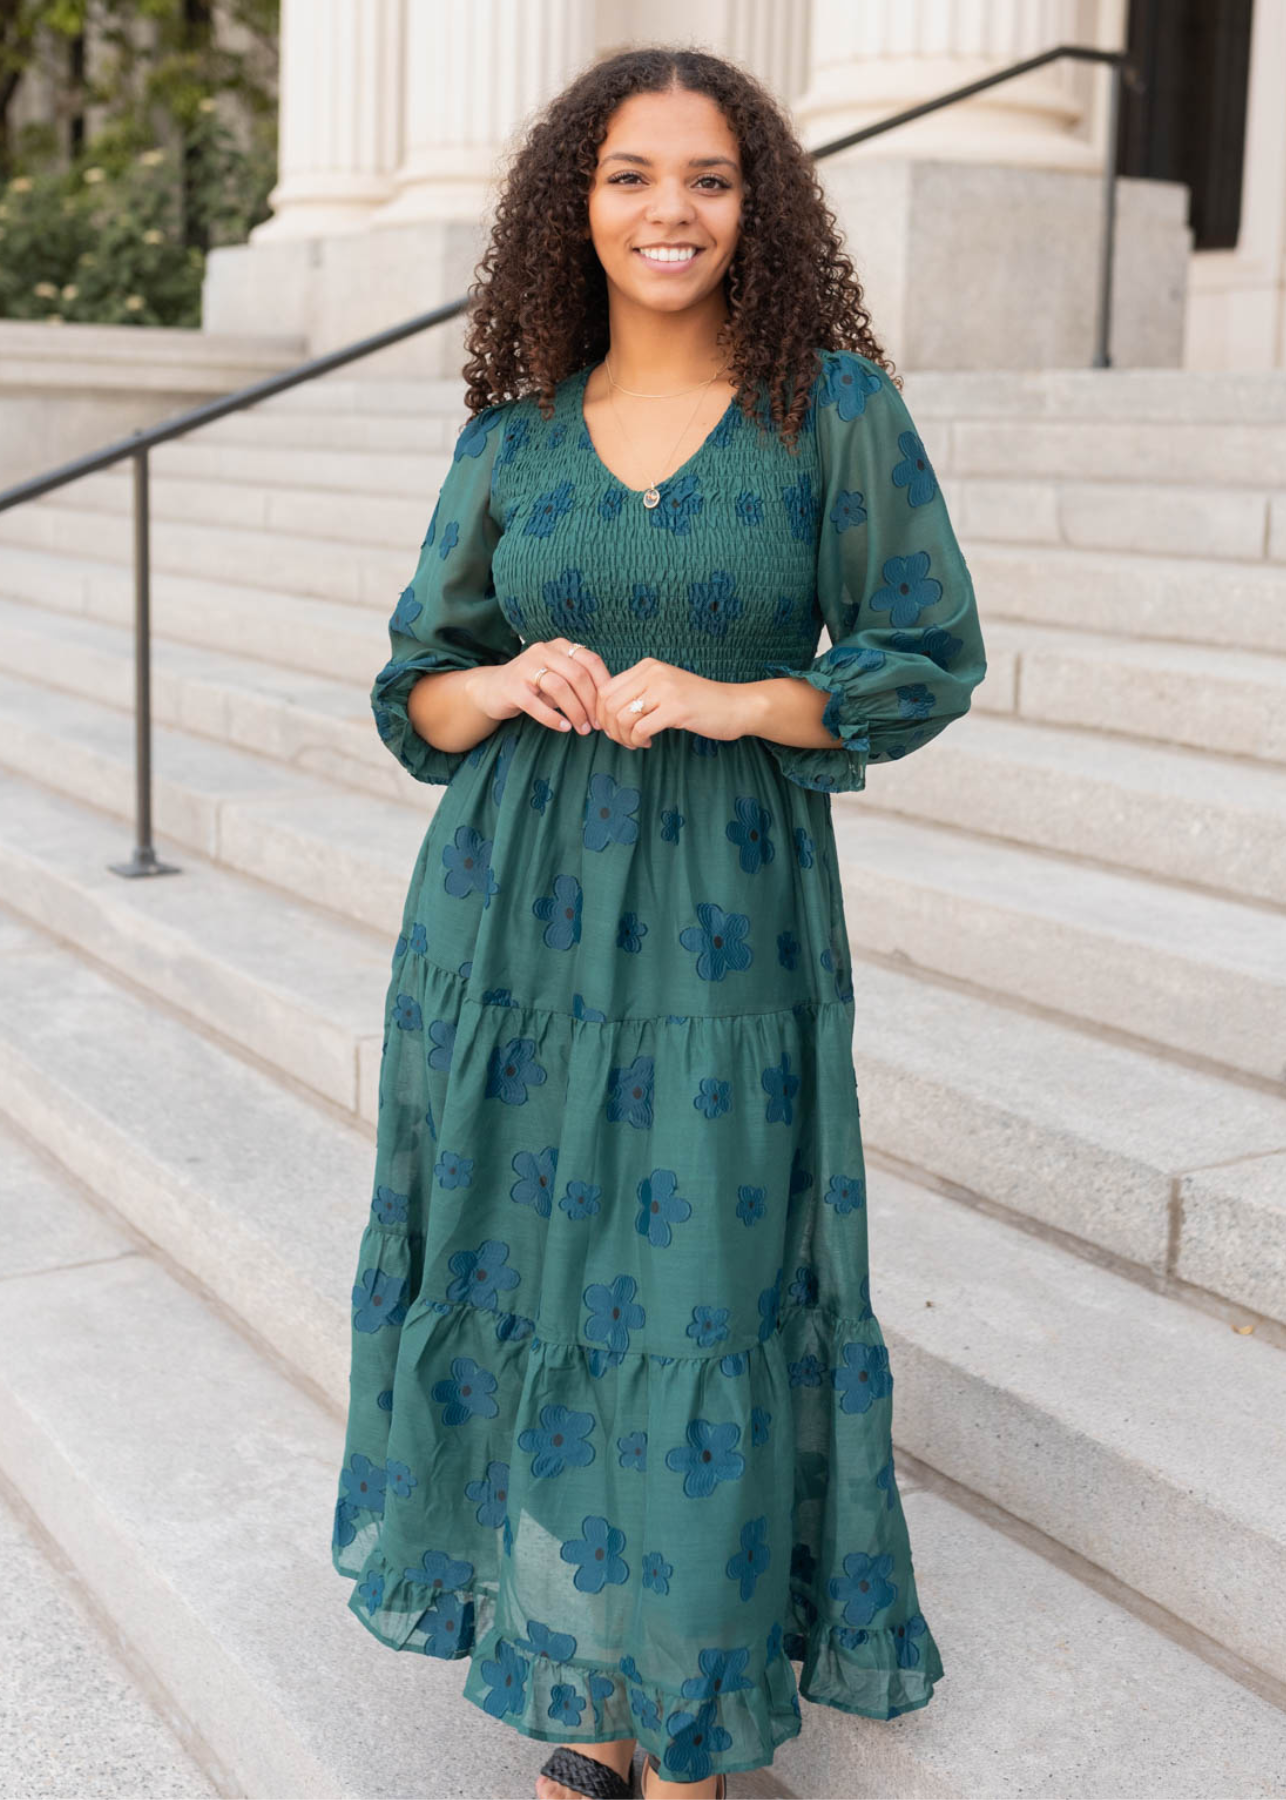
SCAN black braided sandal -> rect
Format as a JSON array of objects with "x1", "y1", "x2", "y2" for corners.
[
  {"x1": 537, "y1": 1743, "x2": 642, "y2": 1799},
  {"x1": 642, "y1": 1749, "x2": 727, "y2": 1797}
]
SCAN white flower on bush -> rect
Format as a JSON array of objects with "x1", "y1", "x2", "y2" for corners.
[
  {"x1": 139, "y1": 148, "x2": 165, "y2": 167},
  {"x1": 143, "y1": 228, "x2": 164, "y2": 244},
  {"x1": 33, "y1": 280, "x2": 58, "y2": 298},
  {"x1": 61, "y1": 283, "x2": 78, "y2": 300},
  {"x1": 125, "y1": 295, "x2": 145, "y2": 311},
  {"x1": 83, "y1": 166, "x2": 106, "y2": 184},
  {"x1": 198, "y1": 96, "x2": 217, "y2": 112}
]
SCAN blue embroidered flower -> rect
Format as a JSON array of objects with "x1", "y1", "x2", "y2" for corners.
[
  {"x1": 532, "y1": 774, "x2": 553, "y2": 812},
  {"x1": 561, "y1": 1514, "x2": 629, "y2": 1592},
  {"x1": 524, "y1": 478, "x2": 575, "y2": 537},
  {"x1": 544, "y1": 566, "x2": 599, "y2": 637},
  {"x1": 390, "y1": 585, "x2": 422, "y2": 635},
  {"x1": 735, "y1": 490, "x2": 763, "y2": 525},
  {"x1": 431, "y1": 1354, "x2": 500, "y2": 1425},
  {"x1": 758, "y1": 1266, "x2": 783, "y2": 1340},
  {"x1": 445, "y1": 1239, "x2": 522, "y2": 1310},
  {"x1": 635, "y1": 1168, "x2": 692, "y2": 1247},
  {"x1": 511, "y1": 1617, "x2": 564, "y2": 1670},
  {"x1": 479, "y1": 1639, "x2": 528, "y2": 1717},
  {"x1": 832, "y1": 1339, "x2": 894, "y2": 1412},
  {"x1": 688, "y1": 570, "x2": 743, "y2": 638},
  {"x1": 767, "y1": 1619, "x2": 783, "y2": 1661},
  {"x1": 559, "y1": 1180, "x2": 602, "y2": 1220},
  {"x1": 788, "y1": 1263, "x2": 819, "y2": 1305},
  {"x1": 618, "y1": 1430, "x2": 647, "y2": 1472},
  {"x1": 572, "y1": 993, "x2": 606, "y2": 1022},
  {"x1": 339, "y1": 1451, "x2": 387, "y2": 1514},
  {"x1": 687, "y1": 1304, "x2": 729, "y2": 1348},
  {"x1": 599, "y1": 486, "x2": 625, "y2": 521},
  {"x1": 694, "y1": 1076, "x2": 731, "y2": 1119},
  {"x1": 442, "y1": 825, "x2": 498, "y2": 903},
  {"x1": 589, "y1": 1671, "x2": 616, "y2": 1730},
  {"x1": 762, "y1": 1051, "x2": 800, "y2": 1124},
  {"x1": 584, "y1": 1273, "x2": 645, "y2": 1354},
  {"x1": 895, "y1": 1612, "x2": 931, "y2": 1668},
  {"x1": 642, "y1": 1550, "x2": 673, "y2": 1594},
  {"x1": 533, "y1": 871, "x2": 583, "y2": 949},
  {"x1": 434, "y1": 1148, "x2": 473, "y2": 1188},
  {"x1": 679, "y1": 901, "x2": 752, "y2": 980},
  {"x1": 892, "y1": 428, "x2": 938, "y2": 506},
  {"x1": 895, "y1": 680, "x2": 939, "y2": 721},
  {"x1": 751, "y1": 1406, "x2": 771, "y2": 1446},
  {"x1": 776, "y1": 929, "x2": 800, "y2": 971},
  {"x1": 426, "y1": 1016, "x2": 455, "y2": 1071},
  {"x1": 876, "y1": 1456, "x2": 898, "y2": 1509},
  {"x1": 661, "y1": 1699, "x2": 733, "y2": 1781},
  {"x1": 789, "y1": 1353, "x2": 826, "y2": 1387},
  {"x1": 391, "y1": 992, "x2": 422, "y2": 1031},
  {"x1": 869, "y1": 550, "x2": 943, "y2": 627},
  {"x1": 665, "y1": 1418, "x2": 745, "y2": 1497},
  {"x1": 617, "y1": 910, "x2": 648, "y2": 952},
  {"x1": 650, "y1": 470, "x2": 703, "y2": 535},
  {"x1": 418, "y1": 1593, "x2": 474, "y2": 1657},
  {"x1": 370, "y1": 1184, "x2": 409, "y2": 1226},
  {"x1": 584, "y1": 771, "x2": 641, "y2": 850},
  {"x1": 631, "y1": 581, "x2": 659, "y2": 619},
  {"x1": 818, "y1": 351, "x2": 883, "y2": 420},
  {"x1": 484, "y1": 1036, "x2": 548, "y2": 1105},
  {"x1": 735, "y1": 1185, "x2": 766, "y2": 1226},
  {"x1": 454, "y1": 409, "x2": 498, "y2": 461},
  {"x1": 829, "y1": 1549, "x2": 898, "y2": 1627},
  {"x1": 607, "y1": 1055, "x2": 653, "y2": 1127},
  {"x1": 404, "y1": 1547, "x2": 474, "y2": 1596},
  {"x1": 548, "y1": 1684, "x2": 585, "y2": 1727},
  {"x1": 436, "y1": 519, "x2": 459, "y2": 559},
  {"x1": 518, "y1": 1403, "x2": 597, "y2": 1478},
  {"x1": 830, "y1": 488, "x2": 868, "y2": 531},
  {"x1": 782, "y1": 469, "x2": 819, "y2": 539},
  {"x1": 464, "y1": 1459, "x2": 509, "y2": 1528},
  {"x1": 630, "y1": 1686, "x2": 662, "y2": 1732},
  {"x1": 726, "y1": 1517, "x2": 770, "y2": 1600},
  {"x1": 385, "y1": 1459, "x2": 416, "y2": 1499},
  {"x1": 793, "y1": 825, "x2": 815, "y2": 868},
  {"x1": 352, "y1": 1267, "x2": 408, "y2": 1333},
  {"x1": 510, "y1": 1146, "x2": 557, "y2": 1216},
  {"x1": 824, "y1": 1172, "x2": 866, "y2": 1215},
  {"x1": 660, "y1": 806, "x2": 685, "y2": 842},
  {"x1": 725, "y1": 796, "x2": 774, "y2": 874}
]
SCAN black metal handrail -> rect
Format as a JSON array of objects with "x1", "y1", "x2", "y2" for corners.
[{"x1": 0, "y1": 42, "x2": 1140, "y2": 878}]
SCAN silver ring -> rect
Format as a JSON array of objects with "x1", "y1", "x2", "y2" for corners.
[{"x1": 628, "y1": 697, "x2": 646, "y2": 714}]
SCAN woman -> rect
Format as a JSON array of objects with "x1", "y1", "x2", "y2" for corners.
[{"x1": 331, "y1": 44, "x2": 986, "y2": 1800}]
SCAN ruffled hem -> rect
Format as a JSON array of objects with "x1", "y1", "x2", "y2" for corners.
[
  {"x1": 759, "y1": 662, "x2": 872, "y2": 793},
  {"x1": 332, "y1": 1297, "x2": 945, "y2": 1776}
]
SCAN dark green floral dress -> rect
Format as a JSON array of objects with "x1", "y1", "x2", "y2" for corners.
[{"x1": 331, "y1": 348, "x2": 986, "y2": 1780}]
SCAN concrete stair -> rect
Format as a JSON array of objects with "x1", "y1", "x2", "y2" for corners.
[{"x1": 0, "y1": 363, "x2": 1283, "y2": 1795}]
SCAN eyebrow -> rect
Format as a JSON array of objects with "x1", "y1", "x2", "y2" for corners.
[{"x1": 600, "y1": 152, "x2": 739, "y2": 170}]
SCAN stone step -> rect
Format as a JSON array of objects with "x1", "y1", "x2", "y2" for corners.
[
  {"x1": 1, "y1": 911, "x2": 1283, "y2": 1726},
  {"x1": 0, "y1": 493, "x2": 411, "y2": 609},
  {"x1": 833, "y1": 809, "x2": 1286, "y2": 1087},
  {"x1": 943, "y1": 416, "x2": 1286, "y2": 488},
  {"x1": 48, "y1": 457, "x2": 1286, "y2": 576},
  {"x1": 0, "y1": 757, "x2": 1280, "y2": 1327},
  {"x1": 982, "y1": 617, "x2": 1286, "y2": 765},
  {"x1": 965, "y1": 540, "x2": 1286, "y2": 656},
  {"x1": 0, "y1": 663, "x2": 1281, "y2": 1083},
  {"x1": 2, "y1": 590, "x2": 1280, "y2": 904},
  {"x1": 0, "y1": 1293, "x2": 219, "y2": 1798}
]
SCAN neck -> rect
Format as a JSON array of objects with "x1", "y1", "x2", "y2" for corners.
[{"x1": 601, "y1": 292, "x2": 733, "y2": 390}]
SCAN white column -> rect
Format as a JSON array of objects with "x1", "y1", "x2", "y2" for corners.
[
  {"x1": 250, "y1": 0, "x2": 404, "y2": 243},
  {"x1": 793, "y1": 0, "x2": 1107, "y2": 171},
  {"x1": 370, "y1": 0, "x2": 598, "y2": 227}
]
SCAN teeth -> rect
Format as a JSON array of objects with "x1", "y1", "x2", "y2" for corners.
[{"x1": 639, "y1": 246, "x2": 697, "y2": 263}]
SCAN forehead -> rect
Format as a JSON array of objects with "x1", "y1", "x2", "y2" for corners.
[{"x1": 597, "y1": 88, "x2": 740, "y2": 162}]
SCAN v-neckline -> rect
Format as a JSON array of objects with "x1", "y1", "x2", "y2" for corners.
[{"x1": 576, "y1": 361, "x2": 739, "y2": 498}]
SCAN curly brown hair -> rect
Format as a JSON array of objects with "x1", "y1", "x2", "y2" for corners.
[{"x1": 460, "y1": 43, "x2": 901, "y2": 450}]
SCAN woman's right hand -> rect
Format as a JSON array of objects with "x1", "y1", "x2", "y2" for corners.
[{"x1": 464, "y1": 639, "x2": 610, "y2": 736}]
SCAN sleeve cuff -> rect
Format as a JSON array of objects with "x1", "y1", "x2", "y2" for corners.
[
  {"x1": 757, "y1": 662, "x2": 873, "y2": 794},
  {"x1": 371, "y1": 656, "x2": 477, "y2": 787}
]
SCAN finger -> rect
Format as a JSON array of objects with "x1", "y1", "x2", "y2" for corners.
[{"x1": 526, "y1": 665, "x2": 596, "y2": 733}]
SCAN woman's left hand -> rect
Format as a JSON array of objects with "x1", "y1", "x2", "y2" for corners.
[{"x1": 595, "y1": 659, "x2": 751, "y2": 750}]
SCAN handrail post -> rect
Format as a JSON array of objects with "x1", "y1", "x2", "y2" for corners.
[
  {"x1": 1093, "y1": 57, "x2": 1123, "y2": 369},
  {"x1": 108, "y1": 440, "x2": 180, "y2": 878}
]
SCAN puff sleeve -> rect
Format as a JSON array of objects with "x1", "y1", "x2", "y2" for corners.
[
  {"x1": 370, "y1": 400, "x2": 522, "y2": 784},
  {"x1": 759, "y1": 349, "x2": 987, "y2": 793}
]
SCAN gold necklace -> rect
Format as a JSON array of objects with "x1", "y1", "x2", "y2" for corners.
[{"x1": 602, "y1": 354, "x2": 731, "y2": 509}]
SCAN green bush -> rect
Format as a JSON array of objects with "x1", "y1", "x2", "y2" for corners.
[{"x1": 0, "y1": 100, "x2": 275, "y2": 327}]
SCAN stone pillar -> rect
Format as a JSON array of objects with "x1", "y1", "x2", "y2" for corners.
[
  {"x1": 369, "y1": 0, "x2": 598, "y2": 228},
  {"x1": 250, "y1": 0, "x2": 404, "y2": 242},
  {"x1": 793, "y1": 0, "x2": 1102, "y2": 171}
]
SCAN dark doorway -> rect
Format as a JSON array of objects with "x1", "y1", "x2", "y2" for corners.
[{"x1": 1117, "y1": 0, "x2": 1255, "y2": 251}]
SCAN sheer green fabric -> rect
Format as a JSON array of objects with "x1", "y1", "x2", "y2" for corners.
[{"x1": 334, "y1": 350, "x2": 985, "y2": 1780}]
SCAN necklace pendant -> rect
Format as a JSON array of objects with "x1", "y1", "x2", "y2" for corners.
[{"x1": 642, "y1": 485, "x2": 661, "y2": 509}]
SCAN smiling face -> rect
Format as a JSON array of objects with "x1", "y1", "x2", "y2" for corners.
[{"x1": 586, "y1": 85, "x2": 745, "y2": 319}]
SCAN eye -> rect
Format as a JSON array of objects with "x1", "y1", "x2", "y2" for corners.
[{"x1": 607, "y1": 172, "x2": 732, "y2": 190}]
